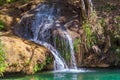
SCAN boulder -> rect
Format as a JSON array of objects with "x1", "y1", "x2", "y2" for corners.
[{"x1": 0, "y1": 35, "x2": 50, "y2": 74}]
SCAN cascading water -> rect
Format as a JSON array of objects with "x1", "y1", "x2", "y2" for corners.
[
  {"x1": 15, "y1": 3, "x2": 77, "y2": 71},
  {"x1": 63, "y1": 31, "x2": 77, "y2": 69},
  {"x1": 31, "y1": 4, "x2": 69, "y2": 70}
]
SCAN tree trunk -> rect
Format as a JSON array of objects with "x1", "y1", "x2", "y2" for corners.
[
  {"x1": 46, "y1": 0, "x2": 93, "y2": 19},
  {"x1": 67, "y1": 0, "x2": 93, "y2": 19}
]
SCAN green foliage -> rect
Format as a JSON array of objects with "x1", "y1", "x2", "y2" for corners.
[
  {"x1": 98, "y1": 3, "x2": 117, "y2": 12},
  {"x1": 46, "y1": 56, "x2": 52, "y2": 64},
  {"x1": 104, "y1": 3, "x2": 116, "y2": 12},
  {"x1": 99, "y1": 18, "x2": 106, "y2": 27},
  {"x1": 0, "y1": 20, "x2": 5, "y2": 30},
  {"x1": 54, "y1": 35, "x2": 71, "y2": 64},
  {"x1": 114, "y1": 16, "x2": 120, "y2": 39},
  {"x1": 34, "y1": 64, "x2": 39, "y2": 72},
  {"x1": 34, "y1": 62, "x2": 46, "y2": 73},
  {"x1": 111, "y1": 45, "x2": 120, "y2": 58},
  {"x1": 34, "y1": 56, "x2": 52, "y2": 73},
  {"x1": 115, "y1": 48, "x2": 120, "y2": 57},
  {"x1": 99, "y1": 16, "x2": 120, "y2": 57},
  {"x1": 82, "y1": 22, "x2": 98, "y2": 49},
  {"x1": 83, "y1": 23, "x2": 92, "y2": 48},
  {"x1": 0, "y1": 40, "x2": 6, "y2": 76},
  {"x1": 114, "y1": 16, "x2": 120, "y2": 21},
  {"x1": 74, "y1": 38, "x2": 81, "y2": 53},
  {"x1": 0, "y1": 0, "x2": 5, "y2": 6}
]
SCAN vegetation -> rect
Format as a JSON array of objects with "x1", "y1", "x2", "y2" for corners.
[
  {"x1": 0, "y1": 40, "x2": 6, "y2": 76},
  {"x1": 34, "y1": 62, "x2": 46, "y2": 73},
  {"x1": 100, "y1": 16, "x2": 120, "y2": 55},
  {"x1": 83, "y1": 22, "x2": 93, "y2": 48},
  {"x1": 33, "y1": 55, "x2": 53, "y2": 73},
  {"x1": 74, "y1": 38, "x2": 81, "y2": 53},
  {"x1": 0, "y1": 0, "x2": 30, "y2": 6},
  {"x1": 98, "y1": 3, "x2": 117, "y2": 12},
  {"x1": 54, "y1": 35, "x2": 71, "y2": 64},
  {"x1": 0, "y1": 20, "x2": 5, "y2": 31}
]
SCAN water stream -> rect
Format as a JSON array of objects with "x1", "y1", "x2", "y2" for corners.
[{"x1": 31, "y1": 4, "x2": 77, "y2": 70}]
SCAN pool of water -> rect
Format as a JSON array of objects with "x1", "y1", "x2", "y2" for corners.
[{"x1": 1, "y1": 68, "x2": 120, "y2": 80}]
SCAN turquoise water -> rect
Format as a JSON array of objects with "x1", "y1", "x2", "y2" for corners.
[{"x1": 1, "y1": 69, "x2": 120, "y2": 80}]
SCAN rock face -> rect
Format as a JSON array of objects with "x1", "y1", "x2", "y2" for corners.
[
  {"x1": 0, "y1": 36, "x2": 50, "y2": 74},
  {"x1": 14, "y1": 1, "x2": 118, "y2": 69}
]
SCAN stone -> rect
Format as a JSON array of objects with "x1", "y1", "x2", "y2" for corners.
[{"x1": 0, "y1": 36, "x2": 50, "y2": 74}]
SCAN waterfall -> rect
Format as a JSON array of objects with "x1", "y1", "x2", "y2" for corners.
[
  {"x1": 63, "y1": 31, "x2": 77, "y2": 69},
  {"x1": 32, "y1": 40, "x2": 68, "y2": 70},
  {"x1": 15, "y1": 3, "x2": 77, "y2": 71}
]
